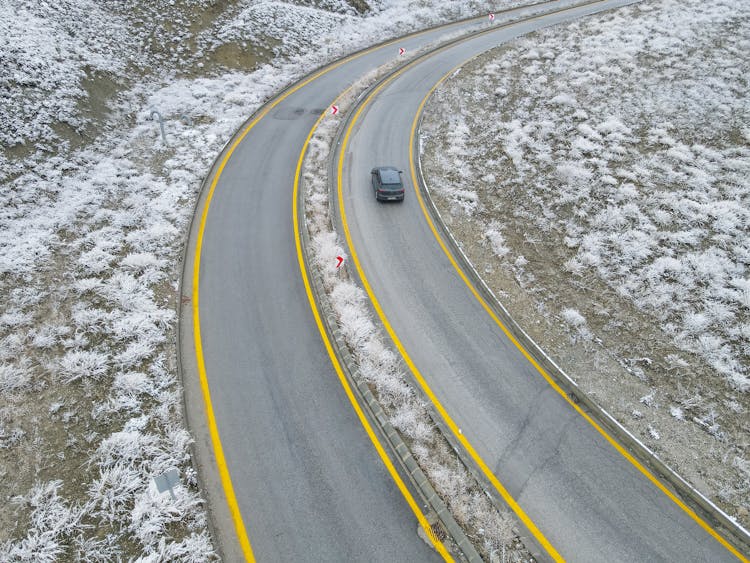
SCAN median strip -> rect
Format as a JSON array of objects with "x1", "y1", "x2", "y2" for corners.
[{"x1": 296, "y1": 47, "x2": 539, "y2": 562}]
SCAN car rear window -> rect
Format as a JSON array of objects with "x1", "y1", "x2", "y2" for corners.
[{"x1": 380, "y1": 169, "x2": 401, "y2": 185}]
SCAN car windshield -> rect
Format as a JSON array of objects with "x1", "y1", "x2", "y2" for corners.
[{"x1": 380, "y1": 169, "x2": 401, "y2": 185}]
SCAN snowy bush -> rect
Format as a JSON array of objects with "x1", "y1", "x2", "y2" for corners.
[
  {"x1": 0, "y1": 361, "x2": 32, "y2": 394},
  {"x1": 562, "y1": 308, "x2": 592, "y2": 343},
  {"x1": 485, "y1": 225, "x2": 510, "y2": 259},
  {"x1": 58, "y1": 350, "x2": 110, "y2": 383},
  {"x1": 561, "y1": 308, "x2": 585, "y2": 328}
]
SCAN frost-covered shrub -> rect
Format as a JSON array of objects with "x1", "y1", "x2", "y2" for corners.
[
  {"x1": 58, "y1": 350, "x2": 110, "y2": 383},
  {"x1": 391, "y1": 404, "x2": 433, "y2": 442},
  {"x1": 311, "y1": 231, "x2": 347, "y2": 285},
  {"x1": 0, "y1": 361, "x2": 32, "y2": 393},
  {"x1": 2, "y1": 481, "x2": 85, "y2": 562},
  {"x1": 338, "y1": 303, "x2": 377, "y2": 352},
  {"x1": 562, "y1": 308, "x2": 585, "y2": 328},
  {"x1": 129, "y1": 483, "x2": 201, "y2": 548},
  {"x1": 562, "y1": 308, "x2": 592, "y2": 342},
  {"x1": 485, "y1": 224, "x2": 510, "y2": 258},
  {"x1": 130, "y1": 530, "x2": 216, "y2": 563}
]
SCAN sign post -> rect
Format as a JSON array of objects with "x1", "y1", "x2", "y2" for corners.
[{"x1": 154, "y1": 468, "x2": 180, "y2": 501}]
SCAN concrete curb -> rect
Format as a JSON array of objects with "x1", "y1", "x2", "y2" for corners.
[{"x1": 412, "y1": 77, "x2": 750, "y2": 558}]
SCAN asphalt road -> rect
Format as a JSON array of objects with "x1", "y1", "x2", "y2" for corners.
[
  {"x1": 182, "y1": 5, "x2": 562, "y2": 561},
  {"x1": 338, "y1": 1, "x2": 742, "y2": 562}
]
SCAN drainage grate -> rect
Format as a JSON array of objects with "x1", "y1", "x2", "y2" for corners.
[{"x1": 429, "y1": 521, "x2": 447, "y2": 543}]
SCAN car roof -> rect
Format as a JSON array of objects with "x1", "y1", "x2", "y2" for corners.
[{"x1": 377, "y1": 167, "x2": 401, "y2": 184}]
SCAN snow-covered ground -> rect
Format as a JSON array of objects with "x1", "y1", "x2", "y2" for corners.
[
  {"x1": 421, "y1": 0, "x2": 750, "y2": 526},
  {"x1": 1, "y1": 0, "x2": 533, "y2": 559}
]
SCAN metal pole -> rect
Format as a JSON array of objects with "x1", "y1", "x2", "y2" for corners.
[{"x1": 150, "y1": 108, "x2": 167, "y2": 145}]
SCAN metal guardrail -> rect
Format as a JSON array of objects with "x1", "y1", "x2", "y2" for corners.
[{"x1": 412, "y1": 81, "x2": 750, "y2": 559}]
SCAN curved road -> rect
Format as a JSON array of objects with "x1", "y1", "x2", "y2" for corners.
[
  {"x1": 181, "y1": 4, "x2": 566, "y2": 561},
  {"x1": 183, "y1": 0, "x2": 748, "y2": 560},
  {"x1": 337, "y1": 1, "x2": 745, "y2": 562}
]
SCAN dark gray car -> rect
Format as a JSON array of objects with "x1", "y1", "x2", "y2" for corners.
[{"x1": 371, "y1": 166, "x2": 405, "y2": 201}]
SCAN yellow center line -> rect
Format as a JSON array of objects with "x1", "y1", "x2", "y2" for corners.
[
  {"x1": 293, "y1": 90, "x2": 453, "y2": 562},
  {"x1": 408, "y1": 59, "x2": 749, "y2": 563},
  {"x1": 191, "y1": 45, "x2": 400, "y2": 563},
  {"x1": 190, "y1": 14, "x2": 490, "y2": 561},
  {"x1": 336, "y1": 63, "x2": 564, "y2": 561},
  {"x1": 337, "y1": 3, "x2": 750, "y2": 562}
]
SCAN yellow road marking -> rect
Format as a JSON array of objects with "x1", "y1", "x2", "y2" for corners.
[
  {"x1": 408, "y1": 61, "x2": 750, "y2": 563},
  {"x1": 191, "y1": 48, "x2": 392, "y2": 563},
  {"x1": 293, "y1": 92, "x2": 453, "y2": 562},
  {"x1": 190, "y1": 4, "x2": 709, "y2": 561},
  {"x1": 338, "y1": 4, "x2": 750, "y2": 561},
  {"x1": 337, "y1": 64, "x2": 563, "y2": 560},
  {"x1": 190, "y1": 13, "x2": 489, "y2": 561}
]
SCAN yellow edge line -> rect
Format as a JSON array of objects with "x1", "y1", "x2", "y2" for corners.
[
  {"x1": 293, "y1": 91, "x2": 453, "y2": 562},
  {"x1": 340, "y1": 4, "x2": 750, "y2": 561},
  {"x1": 190, "y1": 16, "x2": 479, "y2": 560},
  {"x1": 408, "y1": 60, "x2": 749, "y2": 563},
  {"x1": 337, "y1": 62, "x2": 564, "y2": 560},
  {"x1": 191, "y1": 52, "x2": 377, "y2": 563}
]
